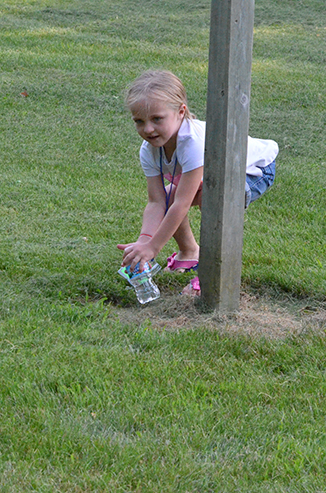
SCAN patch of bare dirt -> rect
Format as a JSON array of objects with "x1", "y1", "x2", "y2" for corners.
[{"x1": 116, "y1": 291, "x2": 326, "y2": 339}]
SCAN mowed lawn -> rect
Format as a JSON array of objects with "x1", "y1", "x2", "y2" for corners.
[{"x1": 0, "y1": 0, "x2": 326, "y2": 491}]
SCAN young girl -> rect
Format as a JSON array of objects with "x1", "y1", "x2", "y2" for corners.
[{"x1": 117, "y1": 70, "x2": 279, "y2": 295}]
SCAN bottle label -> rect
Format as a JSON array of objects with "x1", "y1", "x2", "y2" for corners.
[
  {"x1": 118, "y1": 260, "x2": 161, "y2": 284},
  {"x1": 126, "y1": 261, "x2": 150, "y2": 279}
]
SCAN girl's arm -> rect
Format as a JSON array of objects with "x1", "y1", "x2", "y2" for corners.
[
  {"x1": 118, "y1": 167, "x2": 203, "y2": 271},
  {"x1": 117, "y1": 174, "x2": 166, "y2": 252},
  {"x1": 138, "y1": 175, "x2": 168, "y2": 238}
]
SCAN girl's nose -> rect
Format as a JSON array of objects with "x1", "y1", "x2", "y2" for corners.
[{"x1": 144, "y1": 121, "x2": 154, "y2": 134}]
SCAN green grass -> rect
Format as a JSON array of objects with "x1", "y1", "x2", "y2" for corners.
[
  {"x1": 0, "y1": 0, "x2": 326, "y2": 491},
  {"x1": 0, "y1": 0, "x2": 325, "y2": 302},
  {"x1": 1, "y1": 304, "x2": 326, "y2": 492}
]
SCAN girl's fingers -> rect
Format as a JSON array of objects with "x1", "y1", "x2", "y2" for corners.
[
  {"x1": 122, "y1": 246, "x2": 133, "y2": 262},
  {"x1": 117, "y1": 242, "x2": 135, "y2": 251},
  {"x1": 122, "y1": 249, "x2": 137, "y2": 266},
  {"x1": 123, "y1": 253, "x2": 140, "y2": 271},
  {"x1": 119, "y1": 242, "x2": 149, "y2": 272},
  {"x1": 130, "y1": 257, "x2": 141, "y2": 271}
]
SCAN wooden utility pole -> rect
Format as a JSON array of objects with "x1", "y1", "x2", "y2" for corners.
[{"x1": 199, "y1": 0, "x2": 255, "y2": 312}]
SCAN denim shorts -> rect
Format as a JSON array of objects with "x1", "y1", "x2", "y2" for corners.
[{"x1": 245, "y1": 160, "x2": 276, "y2": 208}]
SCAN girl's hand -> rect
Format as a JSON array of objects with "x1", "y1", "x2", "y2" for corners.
[
  {"x1": 117, "y1": 242, "x2": 135, "y2": 253},
  {"x1": 117, "y1": 234, "x2": 149, "y2": 257},
  {"x1": 117, "y1": 236, "x2": 158, "y2": 272},
  {"x1": 117, "y1": 240, "x2": 156, "y2": 272}
]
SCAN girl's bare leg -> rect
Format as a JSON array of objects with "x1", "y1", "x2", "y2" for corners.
[
  {"x1": 174, "y1": 185, "x2": 202, "y2": 260},
  {"x1": 180, "y1": 189, "x2": 203, "y2": 294},
  {"x1": 165, "y1": 183, "x2": 200, "y2": 261},
  {"x1": 172, "y1": 215, "x2": 199, "y2": 261}
]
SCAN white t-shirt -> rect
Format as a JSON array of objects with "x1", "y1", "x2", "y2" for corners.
[{"x1": 139, "y1": 118, "x2": 279, "y2": 179}]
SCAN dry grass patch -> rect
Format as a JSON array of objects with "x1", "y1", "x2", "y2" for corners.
[{"x1": 116, "y1": 291, "x2": 326, "y2": 339}]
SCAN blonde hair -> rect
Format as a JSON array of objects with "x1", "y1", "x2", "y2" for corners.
[{"x1": 126, "y1": 70, "x2": 195, "y2": 120}]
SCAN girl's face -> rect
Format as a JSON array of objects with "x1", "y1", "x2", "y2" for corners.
[{"x1": 130, "y1": 99, "x2": 186, "y2": 152}]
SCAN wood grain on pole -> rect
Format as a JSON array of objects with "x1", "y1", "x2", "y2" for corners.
[{"x1": 199, "y1": 0, "x2": 255, "y2": 312}]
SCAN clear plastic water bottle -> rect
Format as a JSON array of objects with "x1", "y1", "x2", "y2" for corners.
[
  {"x1": 129, "y1": 272, "x2": 160, "y2": 304},
  {"x1": 118, "y1": 260, "x2": 161, "y2": 304}
]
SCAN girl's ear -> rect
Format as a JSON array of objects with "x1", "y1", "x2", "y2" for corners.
[{"x1": 178, "y1": 103, "x2": 187, "y2": 119}]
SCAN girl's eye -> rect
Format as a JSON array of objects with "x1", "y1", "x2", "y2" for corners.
[
  {"x1": 134, "y1": 119, "x2": 143, "y2": 125},
  {"x1": 153, "y1": 117, "x2": 162, "y2": 123}
]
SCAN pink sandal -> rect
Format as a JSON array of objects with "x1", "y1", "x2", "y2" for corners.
[
  {"x1": 164, "y1": 252, "x2": 199, "y2": 273},
  {"x1": 181, "y1": 276, "x2": 201, "y2": 296}
]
